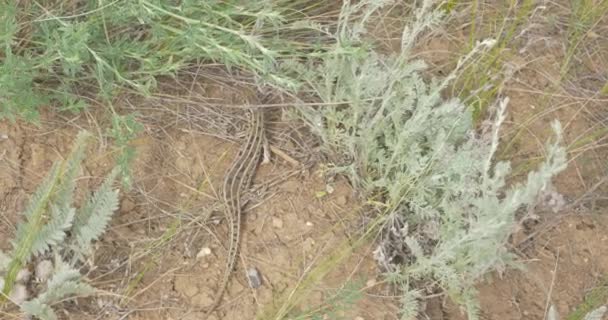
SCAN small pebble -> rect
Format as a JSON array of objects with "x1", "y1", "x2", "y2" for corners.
[
  {"x1": 246, "y1": 267, "x2": 263, "y2": 289},
  {"x1": 336, "y1": 195, "x2": 348, "y2": 206},
  {"x1": 303, "y1": 237, "x2": 315, "y2": 252},
  {"x1": 196, "y1": 247, "x2": 212, "y2": 259},
  {"x1": 272, "y1": 217, "x2": 284, "y2": 229},
  {"x1": 366, "y1": 278, "x2": 376, "y2": 288},
  {"x1": 325, "y1": 184, "x2": 335, "y2": 194},
  {"x1": 120, "y1": 198, "x2": 136, "y2": 212},
  {"x1": 0, "y1": 133, "x2": 8, "y2": 140},
  {"x1": 305, "y1": 221, "x2": 313, "y2": 227}
]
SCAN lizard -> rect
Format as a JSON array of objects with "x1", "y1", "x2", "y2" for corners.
[{"x1": 205, "y1": 108, "x2": 265, "y2": 318}]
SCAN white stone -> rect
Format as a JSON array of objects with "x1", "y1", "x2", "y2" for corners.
[{"x1": 196, "y1": 247, "x2": 212, "y2": 259}]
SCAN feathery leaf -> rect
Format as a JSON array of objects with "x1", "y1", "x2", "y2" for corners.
[
  {"x1": 72, "y1": 168, "x2": 120, "y2": 254},
  {"x1": 21, "y1": 299, "x2": 57, "y2": 320},
  {"x1": 30, "y1": 206, "x2": 75, "y2": 256},
  {"x1": 3, "y1": 162, "x2": 62, "y2": 297},
  {"x1": 53, "y1": 131, "x2": 90, "y2": 208}
]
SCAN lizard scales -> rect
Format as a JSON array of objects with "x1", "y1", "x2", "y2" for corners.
[{"x1": 205, "y1": 109, "x2": 265, "y2": 317}]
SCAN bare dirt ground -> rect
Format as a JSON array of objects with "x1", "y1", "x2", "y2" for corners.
[
  {"x1": 1, "y1": 3, "x2": 608, "y2": 320},
  {"x1": 0, "y1": 84, "x2": 398, "y2": 320}
]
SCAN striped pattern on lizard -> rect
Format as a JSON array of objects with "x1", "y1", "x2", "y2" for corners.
[{"x1": 205, "y1": 108, "x2": 265, "y2": 318}]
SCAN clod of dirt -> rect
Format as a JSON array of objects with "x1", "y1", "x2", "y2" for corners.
[
  {"x1": 191, "y1": 292, "x2": 214, "y2": 308},
  {"x1": 120, "y1": 198, "x2": 136, "y2": 213},
  {"x1": 271, "y1": 217, "x2": 283, "y2": 229},
  {"x1": 174, "y1": 276, "x2": 199, "y2": 298},
  {"x1": 303, "y1": 237, "x2": 315, "y2": 253},
  {"x1": 28, "y1": 143, "x2": 53, "y2": 175}
]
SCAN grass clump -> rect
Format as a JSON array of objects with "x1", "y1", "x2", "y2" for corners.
[
  {"x1": 0, "y1": 0, "x2": 337, "y2": 187},
  {"x1": 293, "y1": 0, "x2": 567, "y2": 318},
  {"x1": 566, "y1": 277, "x2": 608, "y2": 320},
  {"x1": 0, "y1": 131, "x2": 120, "y2": 320},
  {"x1": 561, "y1": 0, "x2": 608, "y2": 78},
  {"x1": 453, "y1": 0, "x2": 536, "y2": 121},
  {"x1": 0, "y1": 0, "x2": 334, "y2": 120}
]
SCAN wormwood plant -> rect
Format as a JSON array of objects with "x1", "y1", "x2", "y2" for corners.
[
  {"x1": 293, "y1": 0, "x2": 567, "y2": 318},
  {"x1": 0, "y1": 131, "x2": 120, "y2": 320}
]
